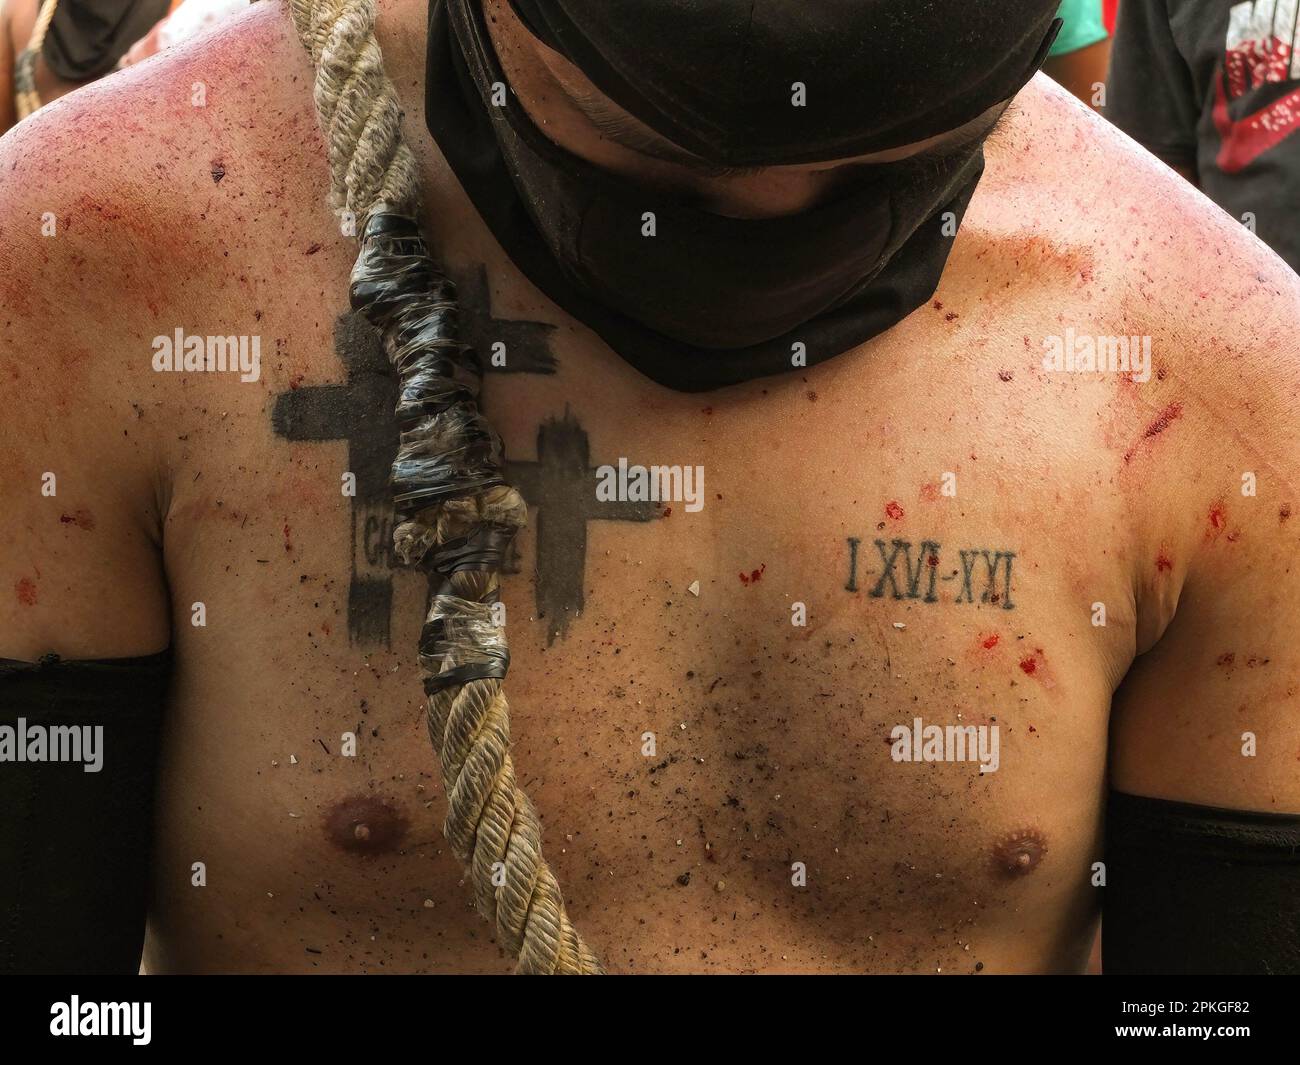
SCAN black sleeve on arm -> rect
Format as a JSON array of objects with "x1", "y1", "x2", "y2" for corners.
[
  {"x1": 1105, "y1": 0, "x2": 1201, "y2": 169},
  {"x1": 1104, "y1": 790, "x2": 1300, "y2": 974},
  {"x1": 0, "y1": 651, "x2": 171, "y2": 974}
]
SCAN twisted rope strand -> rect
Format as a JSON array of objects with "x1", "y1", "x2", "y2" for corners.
[{"x1": 289, "y1": 0, "x2": 601, "y2": 973}]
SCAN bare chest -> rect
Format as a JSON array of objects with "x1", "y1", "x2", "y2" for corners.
[{"x1": 144, "y1": 245, "x2": 1122, "y2": 971}]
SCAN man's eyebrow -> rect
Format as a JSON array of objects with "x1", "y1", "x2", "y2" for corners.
[
  {"x1": 894, "y1": 107, "x2": 1010, "y2": 165},
  {"x1": 566, "y1": 89, "x2": 761, "y2": 175},
  {"x1": 566, "y1": 86, "x2": 1009, "y2": 175}
]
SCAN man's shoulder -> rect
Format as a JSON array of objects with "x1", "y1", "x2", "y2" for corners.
[
  {"x1": 987, "y1": 76, "x2": 1300, "y2": 382},
  {"x1": 0, "y1": 1, "x2": 332, "y2": 496},
  {"x1": 0, "y1": 0, "x2": 322, "y2": 277}
]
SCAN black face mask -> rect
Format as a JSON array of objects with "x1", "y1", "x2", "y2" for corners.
[{"x1": 425, "y1": 0, "x2": 1060, "y2": 392}]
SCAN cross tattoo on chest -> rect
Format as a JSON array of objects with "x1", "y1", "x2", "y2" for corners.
[{"x1": 271, "y1": 266, "x2": 658, "y2": 648}]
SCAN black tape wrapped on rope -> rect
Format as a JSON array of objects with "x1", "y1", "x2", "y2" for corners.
[
  {"x1": 350, "y1": 211, "x2": 505, "y2": 512},
  {"x1": 350, "y1": 210, "x2": 515, "y2": 693}
]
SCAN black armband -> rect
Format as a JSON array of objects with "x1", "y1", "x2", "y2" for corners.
[
  {"x1": 1103, "y1": 790, "x2": 1300, "y2": 975},
  {"x1": 0, "y1": 650, "x2": 171, "y2": 974}
]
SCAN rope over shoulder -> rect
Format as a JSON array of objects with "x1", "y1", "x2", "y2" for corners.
[{"x1": 289, "y1": 0, "x2": 602, "y2": 974}]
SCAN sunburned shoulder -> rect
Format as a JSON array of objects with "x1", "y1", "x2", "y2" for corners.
[
  {"x1": 0, "y1": 1, "x2": 330, "y2": 477},
  {"x1": 983, "y1": 75, "x2": 1300, "y2": 410},
  {"x1": 0, "y1": 0, "x2": 322, "y2": 283}
]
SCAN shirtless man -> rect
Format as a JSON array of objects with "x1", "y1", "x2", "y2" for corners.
[{"x1": 1, "y1": 0, "x2": 1297, "y2": 975}]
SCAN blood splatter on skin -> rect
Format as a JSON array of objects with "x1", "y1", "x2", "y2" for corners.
[
  {"x1": 1016, "y1": 647, "x2": 1056, "y2": 690},
  {"x1": 1156, "y1": 548, "x2": 1173, "y2": 573},
  {"x1": 981, "y1": 633, "x2": 1001, "y2": 650},
  {"x1": 1204, "y1": 504, "x2": 1243, "y2": 544},
  {"x1": 919, "y1": 482, "x2": 939, "y2": 502},
  {"x1": 283, "y1": 522, "x2": 293, "y2": 552},
  {"x1": 738, "y1": 563, "x2": 766, "y2": 585},
  {"x1": 884, "y1": 501, "x2": 905, "y2": 520},
  {"x1": 1217, "y1": 652, "x2": 1235, "y2": 668},
  {"x1": 1122, "y1": 401, "x2": 1184, "y2": 463},
  {"x1": 1282, "y1": 504, "x2": 1293, "y2": 522},
  {"x1": 997, "y1": 370, "x2": 1013, "y2": 382},
  {"x1": 14, "y1": 578, "x2": 37, "y2": 606},
  {"x1": 992, "y1": 828, "x2": 1048, "y2": 877},
  {"x1": 323, "y1": 795, "x2": 410, "y2": 856},
  {"x1": 58, "y1": 508, "x2": 96, "y2": 531}
]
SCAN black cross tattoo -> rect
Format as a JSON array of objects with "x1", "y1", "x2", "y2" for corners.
[
  {"x1": 506, "y1": 409, "x2": 659, "y2": 644},
  {"x1": 272, "y1": 284, "x2": 656, "y2": 647},
  {"x1": 272, "y1": 312, "x2": 400, "y2": 647}
]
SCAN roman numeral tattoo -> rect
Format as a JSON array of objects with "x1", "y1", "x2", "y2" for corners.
[{"x1": 844, "y1": 538, "x2": 1017, "y2": 610}]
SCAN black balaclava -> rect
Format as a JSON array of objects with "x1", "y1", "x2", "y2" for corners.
[{"x1": 425, "y1": 1, "x2": 1061, "y2": 392}]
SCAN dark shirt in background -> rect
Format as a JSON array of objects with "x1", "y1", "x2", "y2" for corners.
[
  {"x1": 1107, "y1": 0, "x2": 1300, "y2": 272},
  {"x1": 43, "y1": 0, "x2": 170, "y2": 80}
]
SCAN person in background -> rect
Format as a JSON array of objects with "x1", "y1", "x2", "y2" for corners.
[
  {"x1": 1043, "y1": 0, "x2": 1112, "y2": 109},
  {"x1": 0, "y1": 0, "x2": 244, "y2": 133},
  {"x1": 1108, "y1": 2, "x2": 1300, "y2": 274},
  {"x1": 0, "y1": 0, "x2": 170, "y2": 131},
  {"x1": 118, "y1": 0, "x2": 245, "y2": 66}
]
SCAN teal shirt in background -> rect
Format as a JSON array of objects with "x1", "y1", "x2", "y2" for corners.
[{"x1": 1050, "y1": 0, "x2": 1108, "y2": 55}]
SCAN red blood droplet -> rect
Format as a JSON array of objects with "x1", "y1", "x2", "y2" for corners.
[
  {"x1": 14, "y1": 577, "x2": 37, "y2": 606},
  {"x1": 1019, "y1": 656, "x2": 1038, "y2": 676},
  {"x1": 885, "y1": 501, "x2": 905, "y2": 520},
  {"x1": 981, "y1": 634, "x2": 1000, "y2": 650},
  {"x1": 1156, "y1": 549, "x2": 1173, "y2": 572},
  {"x1": 58, "y1": 508, "x2": 96, "y2": 531}
]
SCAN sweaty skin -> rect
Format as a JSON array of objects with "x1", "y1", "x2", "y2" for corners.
[{"x1": 1, "y1": 1, "x2": 1298, "y2": 974}]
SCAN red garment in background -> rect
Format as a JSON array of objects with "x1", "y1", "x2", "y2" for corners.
[{"x1": 1104, "y1": 0, "x2": 1119, "y2": 33}]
